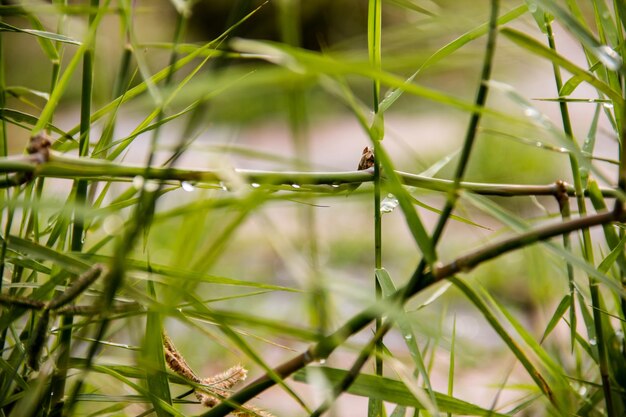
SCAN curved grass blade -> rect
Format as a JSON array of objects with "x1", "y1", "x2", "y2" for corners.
[
  {"x1": 449, "y1": 276, "x2": 562, "y2": 412},
  {"x1": 535, "y1": 0, "x2": 623, "y2": 72},
  {"x1": 0, "y1": 21, "x2": 80, "y2": 45},
  {"x1": 375, "y1": 268, "x2": 439, "y2": 412},
  {"x1": 540, "y1": 294, "x2": 571, "y2": 344},
  {"x1": 380, "y1": 4, "x2": 527, "y2": 112},
  {"x1": 32, "y1": 0, "x2": 110, "y2": 135},
  {"x1": 294, "y1": 367, "x2": 510, "y2": 416},
  {"x1": 0, "y1": 108, "x2": 72, "y2": 139},
  {"x1": 144, "y1": 281, "x2": 173, "y2": 417},
  {"x1": 501, "y1": 28, "x2": 623, "y2": 107}
]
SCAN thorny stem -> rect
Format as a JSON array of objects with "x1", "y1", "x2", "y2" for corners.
[{"x1": 0, "y1": 153, "x2": 621, "y2": 199}]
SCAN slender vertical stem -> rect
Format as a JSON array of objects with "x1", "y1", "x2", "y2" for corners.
[
  {"x1": 310, "y1": 2, "x2": 500, "y2": 414},
  {"x1": 555, "y1": 182, "x2": 577, "y2": 352},
  {"x1": 546, "y1": 20, "x2": 614, "y2": 416},
  {"x1": 51, "y1": 0, "x2": 98, "y2": 411},
  {"x1": 368, "y1": 1, "x2": 384, "y2": 416},
  {"x1": 0, "y1": 21, "x2": 8, "y2": 289}
]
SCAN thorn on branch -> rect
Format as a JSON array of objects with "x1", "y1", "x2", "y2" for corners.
[
  {"x1": 554, "y1": 180, "x2": 570, "y2": 216},
  {"x1": 0, "y1": 133, "x2": 52, "y2": 188}
]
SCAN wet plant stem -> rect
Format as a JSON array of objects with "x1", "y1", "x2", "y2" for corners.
[
  {"x1": 0, "y1": 154, "x2": 621, "y2": 199},
  {"x1": 368, "y1": 0, "x2": 384, "y2": 416}
]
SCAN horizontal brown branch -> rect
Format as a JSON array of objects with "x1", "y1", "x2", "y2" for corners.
[{"x1": 201, "y1": 204, "x2": 625, "y2": 417}]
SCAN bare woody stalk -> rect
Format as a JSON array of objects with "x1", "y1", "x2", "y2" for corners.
[{"x1": 202, "y1": 203, "x2": 625, "y2": 417}]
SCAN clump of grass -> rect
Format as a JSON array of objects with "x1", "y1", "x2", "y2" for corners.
[{"x1": 0, "y1": 1, "x2": 625, "y2": 417}]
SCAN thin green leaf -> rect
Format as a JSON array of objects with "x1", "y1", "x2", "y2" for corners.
[
  {"x1": 0, "y1": 108, "x2": 72, "y2": 139},
  {"x1": 32, "y1": 1, "x2": 110, "y2": 134},
  {"x1": 450, "y1": 277, "x2": 563, "y2": 411},
  {"x1": 540, "y1": 295, "x2": 571, "y2": 344},
  {"x1": 597, "y1": 235, "x2": 626, "y2": 274},
  {"x1": 144, "y1": 282, "x2": 173, "y2": 417},
  {"x1": 380, "y1": 4, "x2": 527, "y2": 112},
  {"x1": 410, "y1": 195, "x2": 490, "y2": 230},
  {"x1": 501, "y1": 28, "x2": 623, "y2": 107},
  {"x1": 385, "y1": 0, "x2": 434, "y2": 16},
  {"x1": 7, "y1": 235, "x2": 91, "y2": 274},
  {"x1": 375, "y1": 268, "x2": 439, "y2": 411},
  {"x1": 0, "y1": 21, "x2": 81, "y2": 45},
  {"x1": 536, "y1": 0, "x2": 623, "y2": 72},
  {"x1": 294, "y1": 367, "x2": 509, "y2": 416}
]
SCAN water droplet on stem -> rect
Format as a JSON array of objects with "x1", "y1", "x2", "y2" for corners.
[
  {"x1": 181, "y1": 181, "x2": 195, "y2": 192},
  {"x1": 595, "y1": 45, "x2": 622, "y2": 71},
  {"x1": 381, "y1": 194, "x2": 399, "y2": 214}
]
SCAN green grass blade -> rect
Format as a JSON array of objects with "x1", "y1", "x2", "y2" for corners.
[
  {"x1": 540, "y1": 294, "x2": 571, "y2": 344},
  {"x1": 449, "y1": 276, "x2": 562, "y2": 411},
  {"x1": 294, "y1": 367, "x2": 509, "y2": 416},
  {"x1": 32, "y1": 0, "x2": 110, "y2": 135},
  {"x1": 501, "y1": 28, "x2": 623, "y2": 108},
  {"x1": 380, "y1": 4, "x2": 527, "y2": 112},
  {"x1": 0, "y1": 21, "x2": 80, "y2": 45},
  {"x1": 144, "y1": 282, "x2": 173, "y2": 417},
  {"x1": 375, "y1": 268, "x2": 439, "y2": 412},
  {"x1": 536, "y1": 0, "x2": 623, "y2": 73}
]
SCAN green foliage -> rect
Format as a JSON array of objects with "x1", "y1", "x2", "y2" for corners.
[{"x1": 0, "y1": 1, "x2": 625, "y2": 416}]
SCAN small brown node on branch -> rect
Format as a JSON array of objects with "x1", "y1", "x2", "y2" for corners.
[
  {"x1": 553, "y1": 180, "x2": 570, "y2": 214},
  {"x1": 27, "y1": 133, "x2": 51, "y2": 164},
  {"x1": 357, "y1": 146, "x2": 375, "y2": 171}
]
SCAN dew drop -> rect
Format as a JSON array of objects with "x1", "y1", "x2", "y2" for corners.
[
  {"x1": 181, "y1": 181, "x2": 195, "y2": 192},
  {"x1": 219, "y1": 181, "x2": 228, "y2": 191},
  {"x1": 331, "y1": 184, "x2": 340, "y2": 188},
  {"x1": 291, "y1": 183, "x2": 301, "y2": 189},
  {"x1": 594, "y1": 45, "x2": 622, "y2": 71},
  {"x1": 535, "y1": 141, "x2": 543, "y2": 147},
  {"x1": 578, "y1": 386, "x2": 588, "y2": 396},
  {"x1": 523, "y1": 107, "x2": 541, "y2": 118},
  {"x1": 603, "y1": 102, "x2": 614, "y2": 109},
  {"x1": 132, "y1": 175, "x2": 145, "y2": 190},
  {"x1": 318, "y1": 359, "x2": 326, "y2": 365},
  {"x1": 404, "y1": 334, "x2": 413, "y2": 341},
  {"x1": 527, "y1": 2, "x2": 538, "y2": 12},
  {"x1": 381, "y1": 194, "x2": 399, "y2": 214},
  {"x1": 251, "y1": 182, "x2": 261, "y2": 188},
  {"x1": 589, "y1": 338, "x2": 597, "y2": 346}
]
